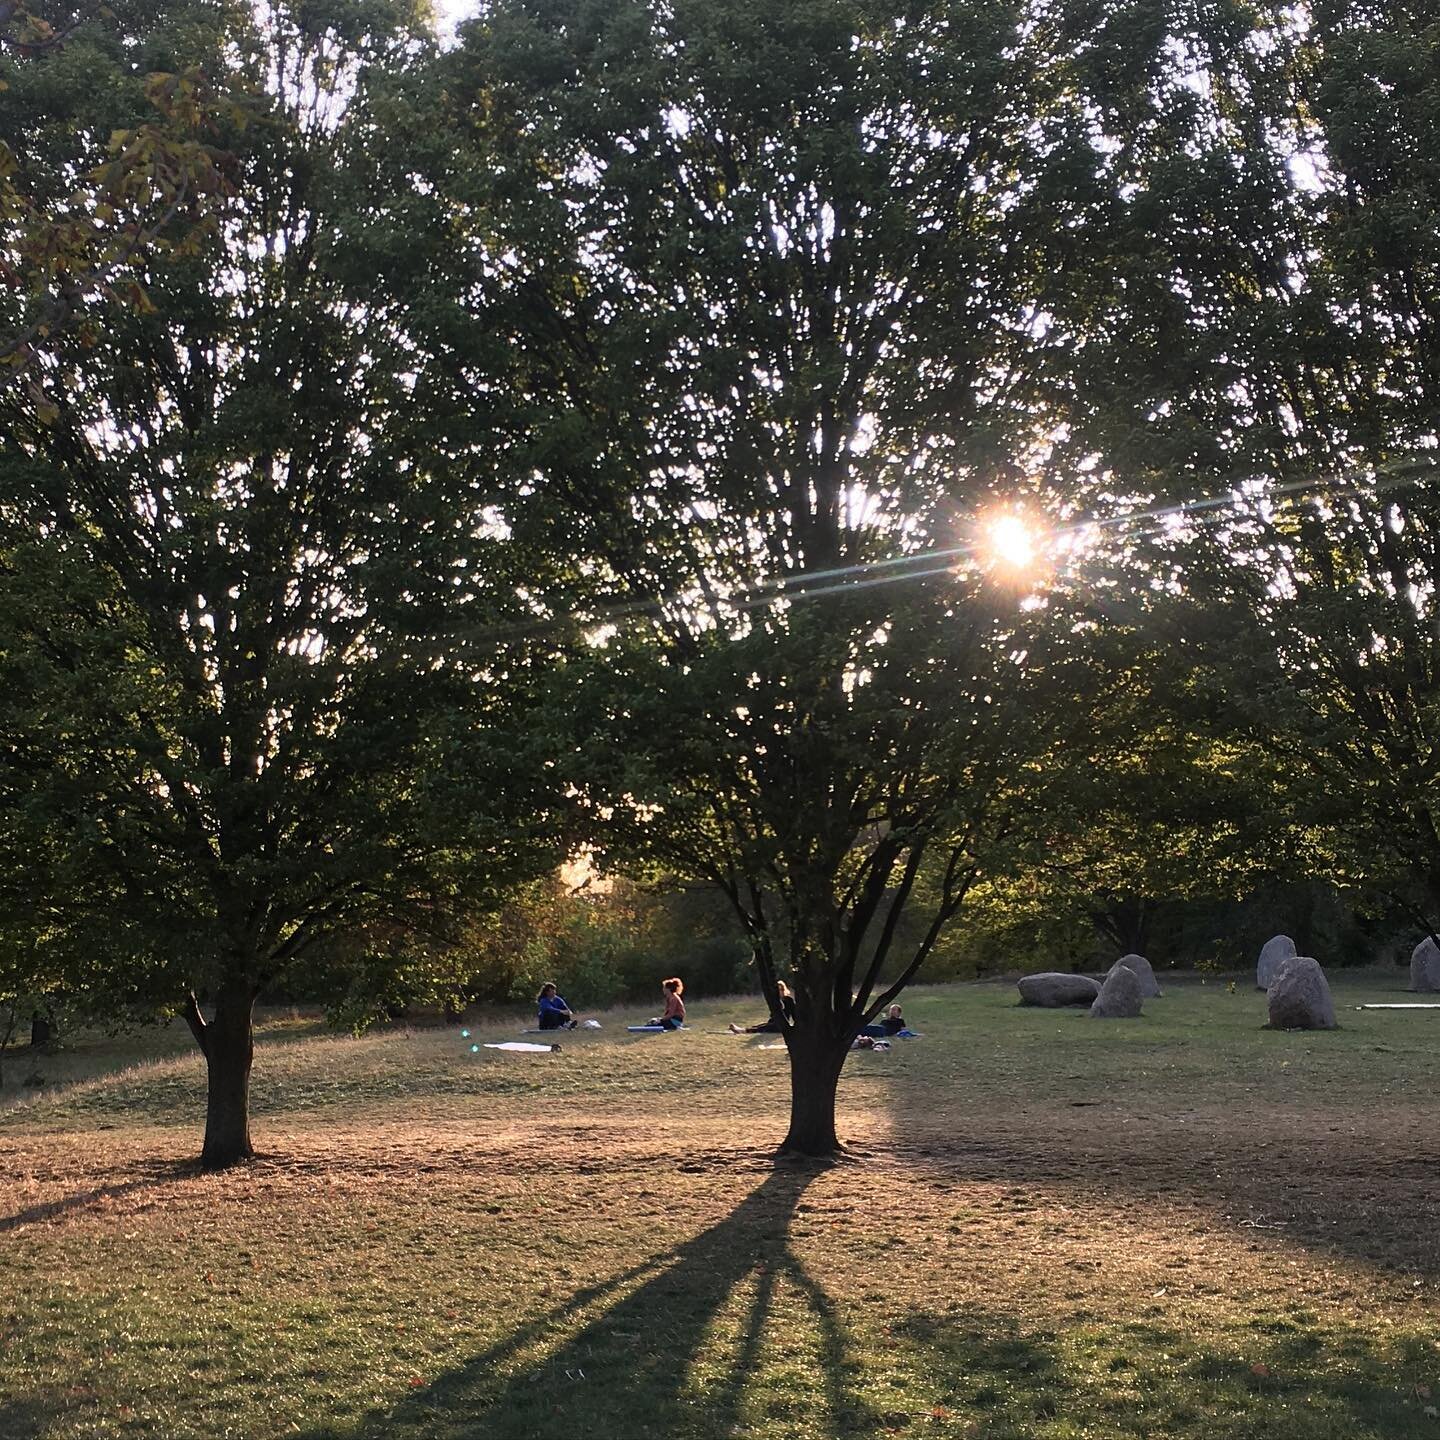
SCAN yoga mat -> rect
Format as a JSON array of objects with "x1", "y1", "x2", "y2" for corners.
[
  {"x1": 1358, "y1": 1003, "x2": 1440, "y2": 1010},
  {"x1": 483, "y1": 1041, "x2": 560, "y2": 1052},
  {"x1": 626, "y1": 1024, "x2": 688, "y2": 1032}
]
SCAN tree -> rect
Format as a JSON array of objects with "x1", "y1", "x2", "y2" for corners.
[
  {"x1": 1159, "y1": 472, "x2": 1440, "y2": 943},
  {"x1": 0, "y1": 916, "x2": 64, "y2": 1087},
  {"x1": 443, "y1": 0, "x2": 1133, "y2": 1154},
  {"x1": 0, "y1": 0, "x2": 566, "y2": 1167},
  {"x1": 965, "y1": 681, "x2": 1298, "y2": 963},
  {"x1": 1046, "y1": 1, "x2": 1440, "y2": 942}
]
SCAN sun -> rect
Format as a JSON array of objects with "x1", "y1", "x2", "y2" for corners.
[{"x1": 984, "y1": 512, "x2": 1038, "y2": 572}]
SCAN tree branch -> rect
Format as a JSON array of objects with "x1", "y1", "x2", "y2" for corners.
[{"x1": 181, "y1": 991, "x2": 210, "y2": 1058}]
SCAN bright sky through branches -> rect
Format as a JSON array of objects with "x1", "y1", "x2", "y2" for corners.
[{"x1": 434, "y1": 0, "x2": 470, "y2": 43}]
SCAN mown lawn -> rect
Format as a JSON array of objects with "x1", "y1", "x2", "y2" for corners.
[{"x1": 2, "y1": 971, "x2": 1437, "y2": 1439}]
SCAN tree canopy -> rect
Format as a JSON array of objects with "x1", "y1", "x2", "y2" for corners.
[
  {"x1": 0, "y1": 0, "x2": 568, "y2": 1165},
  {"x1": 1054, "y1": 1, "x2": 1440, "y2": 942}
]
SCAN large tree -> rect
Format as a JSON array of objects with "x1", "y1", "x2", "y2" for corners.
[
  {"x1": 0, "y1": 0, "x2": 565, "y2": 1167},
  {"x1": 440, "y1": 0, "x2": 1133, "y2": 1154},
  {"x1": 1050, "y1": 1, "x2": 1440, "y2": 940}
]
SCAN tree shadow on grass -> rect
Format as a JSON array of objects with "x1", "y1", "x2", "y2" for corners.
[
  {"x1": 0, "y1": 1157, "x2": 198, "y2": 1233},
  {"x1": 301, "y1": 1250, "x2": 1430, "y2": 1439},
  {"x1": 900, "y1": 1121, "x2": 1440, "y2": 1282},
  {"x1": 891, "y1": 1306, "x2": 1429, "y2": 1439},
  {"x1": 300, "y1": 1165, "x2": 878, "y2": 1440},
  {"x1": 0, "y1": 1399, "x2": 53, "y2": 1440}
]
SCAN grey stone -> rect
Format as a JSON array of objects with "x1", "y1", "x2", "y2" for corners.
[
  {"x1": 1256, "y1": 934, "x2": 1297, "y2": 991},
  {"x1": 1108, "y1": 953, "x2": 1162, "y2": 998},
  {"x1": 1017, "y1": 972, "x2": 1101, "y2": 1008},
  {"x1": 1090, "y1": 964, "x2": 1144, "y2": 1018},
  {"x1": 1410, "y1": 937, "x2": 1440, "y2": 993},
  {"x1": 1265, "y1": 956, "x2": 1336, "y2": 1030}
]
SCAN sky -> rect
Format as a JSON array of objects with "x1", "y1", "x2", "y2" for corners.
[{"x1": 433, "y1": 0, "x2": 472, "y2": 43}]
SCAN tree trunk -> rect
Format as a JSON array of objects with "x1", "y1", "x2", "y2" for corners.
[
  {"x1": 0, "y1": 1002, "x2": 16, "y2": 1089},
  {"x1": 1095, "y1": 896, "x2": 1149, "y2": 956},
  {"x1": 199, "y1": 985, "x2": 257, "y2": 1171},
  {"x1": 1294, "y1": 884, "x2": 1317, "y2": 958},
  {"x1": 30, "y1": 1011, "x2": 55, "y2": 1052},
  {"x1": 781, "y1": 1029, "x2": 849, "y2": 1156}
]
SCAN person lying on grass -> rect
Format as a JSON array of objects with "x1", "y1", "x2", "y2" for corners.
[
  {"x1": 537, "y1": 982, "x2": 578, "y2": 1031},
  {"x1": 729, "y1": 980, "x2": 796, "y2": 1034},
  {"x1": 861, "y1": 1003, "x2": 906, "y2": 1038},
  {"x1": 647, "y1": 977, "x2": 686, "y2": 1030}
]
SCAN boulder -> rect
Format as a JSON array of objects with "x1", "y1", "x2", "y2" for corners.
[
  {"x1": 1265, "y1": 956, "x2": 1336, "y2": 1031},
  {"x1": 1108, "y1": 952, "x2": 1162, "y2": 998},
  {"x1": 1256, "y1": 934, "x2": 1297, "y2": 991},
  {"x1": 1090, "y1": 964, "x2": 1144, "y2": 1018},
  {"x1": 1017, "y1": 972, "x2": 1101, "y2": 1008},
  {"x1": 1410, "y1": 936, "x2": 1440, "y2": 994}
]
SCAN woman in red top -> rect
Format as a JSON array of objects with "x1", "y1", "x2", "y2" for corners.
[{"x1": 649, "y1": 977, "x2": 686, "y2": 1030}]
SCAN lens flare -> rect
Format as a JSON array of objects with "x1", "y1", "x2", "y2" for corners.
[{"x1": 986, "y1": 513, "x2": 1037, "y2": 571}]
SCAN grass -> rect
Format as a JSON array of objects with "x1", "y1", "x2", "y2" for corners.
[
  {"x1": 2, "y1": 970, "x2": 1438, "y2": 1438},
  {"x1": 0, "y1": 1008, "x2": 328, "y2": 1102}
]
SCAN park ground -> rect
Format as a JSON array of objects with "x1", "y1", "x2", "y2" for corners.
[{"x1": 1, "y1": 972, "x2": 1438, "y2": 1439}]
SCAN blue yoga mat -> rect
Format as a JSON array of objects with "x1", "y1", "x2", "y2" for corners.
[{"x1": 626, "y1": 1024, "x2": 688, "y2": 1032}]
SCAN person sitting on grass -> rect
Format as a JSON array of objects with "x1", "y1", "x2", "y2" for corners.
[
  {"x1": 648, "y1": 977, "x2": 686, "y2": 1030},
  {"x1": 729, "y1": 980, "x2": 796, "y2": 1034},
  {"x1": 861, "y1": 1003, "x2": 906, "y2": 1038},
  {"x1": 537, "y1": 982, "x2": 578, "y2": 1031}
]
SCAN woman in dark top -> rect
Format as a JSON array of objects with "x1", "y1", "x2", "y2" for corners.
[
  {"x1": 537, "y1": 982, "x2": 577, "y2": 1030},
  {"x1": 729, "y1": 980, "x2": 796, "y2": 1034},
  {"x1": 861, "y1": 1003, "x2": 906, "y2": 1038}
]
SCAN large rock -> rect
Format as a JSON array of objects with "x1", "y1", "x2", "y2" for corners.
[
  {"x1": 1410, "y1": 936, "x2": 1440, "y2": 993},
  {"x1": 1256, "y1": 934, "x2": 1297, "y2": 991},
  {"x1": 1265, "y1": 956, "x2": 1336, "y2": 1030},
  {"x1": 1017, "y1": 972, "x2": 1101, "y2": 1008},
  {"x1": 1108, "y1": 953, "x2": 1162, "y2": 998},
  {"x1": 1090, "y1": 964, "x2": 1144, "y2": 1018}
]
